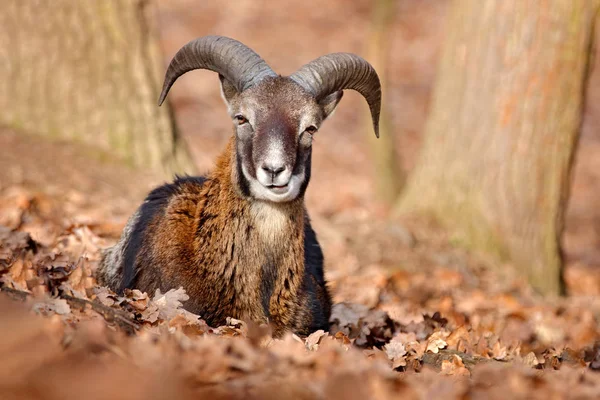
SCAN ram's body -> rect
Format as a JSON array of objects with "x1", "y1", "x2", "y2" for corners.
[
  {"x1": 96, "y1": 36, "x2": 381, "y2": 337},
  {"x1": 98, "y1": 140, "x2": 330, "y2": 336}
]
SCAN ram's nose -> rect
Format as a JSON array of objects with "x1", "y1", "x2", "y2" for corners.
[
  {"x1": 261, "y1": 163, "x2": 287, "y2": 179},
  {"x1": 257, "y1": 161, "x2": 292, "y2": 188}
]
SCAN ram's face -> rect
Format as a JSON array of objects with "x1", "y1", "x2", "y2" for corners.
[{"x1": 221, "y1": 76, "x2": 342, "y2": 203}]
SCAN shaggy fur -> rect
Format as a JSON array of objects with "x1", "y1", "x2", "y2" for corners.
[{"x1": 97, "y1": 138, "x2": 331, "y2": 337}]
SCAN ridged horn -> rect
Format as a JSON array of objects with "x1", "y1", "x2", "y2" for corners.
[
  {"x1": 158, "y1": 35, "x2": 277, "y2": 106},
  {"x1": 290, "y1": 53, "x2": 382, "y2": 137}
]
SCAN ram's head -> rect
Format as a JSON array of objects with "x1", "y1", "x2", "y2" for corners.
[{"x1": 159, "y1": 36, "x2": 381, "y2": 202}]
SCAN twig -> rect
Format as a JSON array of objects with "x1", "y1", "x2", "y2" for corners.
[
  {"x1": 62, "y1": 294, "x2": 140, "y2": 334},
  {"x1": 422, "y1": 349, "x2": 492, "y2": 371},
  {"x1": 0, "y1": 286, "x2": 139, "y2": 334},
  {"x1": 0, "y1": 286, "x2": 30, "y2": 301},
  {"x1": 421, "y1": 348, "x2": 583, "y2": 371}
]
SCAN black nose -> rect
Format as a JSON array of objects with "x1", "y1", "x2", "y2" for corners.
[{"x1": 262, "y1": 163, "x2": 286, "y2": 177}]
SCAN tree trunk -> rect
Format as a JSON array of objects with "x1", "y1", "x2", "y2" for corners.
[
  {"x1": 396, "y1": 0, "x2": 599, "y2": 295},
  {"x1": 0, "y1": 0, "x2": 195, "y2": 177},
  {"x1": 366, "y1": 0, "x2": 404, "y2": 206}
]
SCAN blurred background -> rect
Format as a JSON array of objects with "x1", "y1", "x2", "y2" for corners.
[{"x1": 1, "y1": 0, "x2": 599, "y2": 297}]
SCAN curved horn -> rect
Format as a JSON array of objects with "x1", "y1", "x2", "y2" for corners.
[
  {"x1": 290, "y1": 53, "x2": 381, "y2": 137},
  {"x1": 158, "y1": 35, "x2": 276, "y2": 106}
]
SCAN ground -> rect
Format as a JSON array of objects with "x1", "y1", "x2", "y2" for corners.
[{"x1": 2, "y1": 0, "x2": 600, "y2": 398}]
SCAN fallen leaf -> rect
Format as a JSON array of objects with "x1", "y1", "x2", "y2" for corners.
[
  {"x1": 384, "y1": 340, "x2": 407, "y2": 368},
  {"x1": 446, "y1": 325, "x2": 470, "y2": 351},
  {"x1": 523, "y1": 352, "x2": 540, "y2": 369},
  {"x1": 153, "y1": 287, "x2": 190, "y2": 320},
  {"x1": 32, "y1": 297, "x2": 71, "y2": 316},
  {"x1": 140, "y1": 302, "x2": 160, "y2": 324},
  {"x1": 426, "y1": 331, "x2": 448, "y2": 354},
  {"x1": 330, "y1": 302, "x2": 369, "y2": 330},
  {"x1": 440, "y1": 354, "x2": 470, "y2": 377},
  {"x1": 305, "y1": 329, "x2": 328, "y2": 351},
  {"x1": 492, "y1": 341, "x2": 508, "y2": 361},
  {"x1": 125, "y1": 289, "x2": 149, "y2": 311},
  {"x1": 168, "y1": 314, "x2": 207, "y2": 336}
]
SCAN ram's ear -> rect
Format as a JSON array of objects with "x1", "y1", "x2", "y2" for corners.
[
  {"x1": 219, "y1": 74, "x2": 239, "y2": 112},
  {"x1": 319, "y1": 91, "x2": 343, "y2": 120}
]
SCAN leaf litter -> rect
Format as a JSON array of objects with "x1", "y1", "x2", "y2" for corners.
[{"x1": 2, "y1": 188, "x2": 600, "y2": 399}]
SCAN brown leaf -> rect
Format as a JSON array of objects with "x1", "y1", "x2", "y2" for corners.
[
  {"x1": 140, "y1": 302, "x2": 160, "y2": 324},
  {"x1": 168, "y1": 314, "x2": 207, "y2": 336},
  {"x1": 492, "y1": 341, "x2": 509, "y2": 361},
  {"x1": 54, "y1": 226, "x2": 107, "y2": 261},
  {"x1": 330, "y1": 302, "x2": 369, "y2": 330},
  {"x1": 440, "y1": 354, "x2": 470, "y2": 377},
  {"x1": 32, "y1": 297, "x2": 71, "y2": 316},
  {"x1": 426, "y1": 331, "x2": 448, "y2": 354},
  {"x1": 305, "y1": 329, "x2": 328, "y2": 351},
  {"x1": 446, "y1": 325, "x2": 470, "y2": 351},
  {"x1": 153, "y1": 287, "x2": 190, "y2": 320},
  {"x1": 4, "y1": 257, "x2": 34, "y2": 291},
  {"x1": 384, "y1": 339, "x2": 407, "y2": 369},
  {"x1": 125, "y1": 289, "x2": 149, "y2": 311},
  {"x1": 333, "y1": 331, "x2": 352, "y2": 349},
  {"x1": 523, "y1": 352, "x2": 540, "y2": 369},
  {"x1": 94, "y1": 286, "x2": 119, "y2": 307}
]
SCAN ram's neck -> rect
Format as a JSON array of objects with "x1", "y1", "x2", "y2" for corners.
[{"x1": 210, "y1": 137, "x2": 306, "y2": 242}]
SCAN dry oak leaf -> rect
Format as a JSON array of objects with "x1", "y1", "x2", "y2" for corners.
[
  {"x1": 62, "y1": 261, "x2": 95, "y2": 298},
  {"x1": 213, "y1": 317, "x2": 247, "y2": 337},
  {"x1": 305, "y1": 329, "x2": 328, "y2": 351},
  {"x1": 426, "y1": 331, "x2": 448, "y2": 354},
  {"x1": 333, "y1": 331, "x2": 352, "y2": 350},
  {"x1": 4, "y1": 257, "x2": 34, "y2": 291},
  {"x1": 523, "y1": 352, "x2": 540, "y2": 369},
  {"x1": 168, "y1": 313, "x2": 207, "y2": 336},
  {"x1": 140, "y1": 302, "x2": 160, "y2": 324},
  {"x1": 492, "y1": 341, "x2": 509, "y2": 361},
  {"x1": 445, "y1": 325, "x2": 470, "y2": 351},
  {"x1": 94, "y1": 286, "x2": 119, "y2": 307},
  {"x1": 384, "y1": 340, "x2": 407, "y2": 369},
  {"x1": 153, "y1": 287, "x2": 190, "y2": 320},
  {"x1": 54, "y1": 226, "x2": 107, "y2": 261},
  {"x1": 125, "y1": 289, "x2": 150, "y2": 311},
  {"x1": 440, "y1": 354, "x2": 470, "y2": 377},
  {"x1": 32, "y1": 297, "x2": 71, "y2": 316},
  {"x1": 394, "y1": 332, "x2": 426, "y2": 359},
  {"x1": 330, "y1": 302, "x2": 369, "y2": 329}
]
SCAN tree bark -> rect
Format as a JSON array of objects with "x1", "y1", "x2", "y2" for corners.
[
  {"x1": 0, "y1": 0, "x2": 195, "y2": 177},
  {"x1": 366, "y1": 0, "x2": 404, "y2": 206},
  {"x1": 396, "y1": 0, "x2": 599, "y2": 295}
]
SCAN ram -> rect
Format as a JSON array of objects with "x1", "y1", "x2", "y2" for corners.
[{"x1": 96, "y1": 35, "x2": 381, "y2": 337}]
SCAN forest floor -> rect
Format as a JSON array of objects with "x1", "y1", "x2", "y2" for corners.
[{"x1": 2, "y1": 127, "x2": 600, "y2": 399}]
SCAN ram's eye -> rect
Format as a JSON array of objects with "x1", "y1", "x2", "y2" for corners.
[
  {"x1": 305, "y1": 126, "x2": 317, "y2": 134},
  {"x1": 235, "y1": 115, "x2": 248, "y2": 125}
]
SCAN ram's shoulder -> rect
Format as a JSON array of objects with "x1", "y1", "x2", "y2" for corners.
[
  {"x1": 154, "y1": 175, "x2": 208, "y2": 217},
  {"x1": 119, "y1": 175, "x2": 208, "y2": 289}
]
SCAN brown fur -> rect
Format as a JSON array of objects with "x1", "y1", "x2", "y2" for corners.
[{"x1": 98, "y1": 138, "x2": 330, "y2": 337}]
